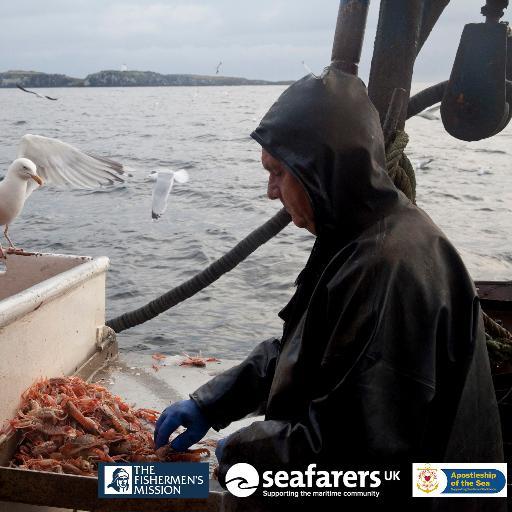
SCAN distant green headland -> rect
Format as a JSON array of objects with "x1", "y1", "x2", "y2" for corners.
[{"x1": 0, "y1": 70, "x2": 292, "y2": 88}]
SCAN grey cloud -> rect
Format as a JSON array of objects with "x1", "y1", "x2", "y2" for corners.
[{"x1": 0, "y1": 1, "x2": 502, "y2": 81}]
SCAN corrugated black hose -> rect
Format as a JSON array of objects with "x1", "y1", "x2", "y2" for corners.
[{"x1": 106, "y1": 208, "x2": 292, "y2": 333}]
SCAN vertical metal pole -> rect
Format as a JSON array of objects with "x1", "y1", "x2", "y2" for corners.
[
  {"x1": 368, "y1": 0, "x2": 423, "y2": 125},
  {"x1": 331, "y1": 0, "x2": 371, "y2": 76},
  {"x1": 418, "y1": 0, "x2": 451, "y2": 53},
  {"x1": 382, "y1": 88, "x2": 408, "y2": 145}
]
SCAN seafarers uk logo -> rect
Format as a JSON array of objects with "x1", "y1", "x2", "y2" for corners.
[
  {"x1": 225, "y1": 463, "x2": 260, "y2": 497},
  {"x1": 104, "y1": 466, "x2": 132, "y2": 494}
]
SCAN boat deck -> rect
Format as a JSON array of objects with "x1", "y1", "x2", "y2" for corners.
[
  {"x1": 0, "y1": 348, "x2": 260, "y2": 511},
  {"x1": 93, "y1": 350, "x2": 260, "y2": 476}
]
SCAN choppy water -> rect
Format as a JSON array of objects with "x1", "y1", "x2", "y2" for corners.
[{"x1": 0, "y1": 85, "x2": 510, "y2": 358}]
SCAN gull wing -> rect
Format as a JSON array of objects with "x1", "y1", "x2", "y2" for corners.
[
  {"x1": 151, "y1": 170, "x2": 175, "y2": 220},
  {"x1": 17, "y1": 134, "x2": 125, "y2": 197},
  {"x1": 16, "y1": 84, "x2": 57, "y2": 100},
  {"x1": 173, "y1": 169, "x2": 189, "y2": 184}
]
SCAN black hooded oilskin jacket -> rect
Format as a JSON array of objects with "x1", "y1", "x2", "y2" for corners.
[{"x1": 190, "y1": 68, "x2": 504, "y2": 509}]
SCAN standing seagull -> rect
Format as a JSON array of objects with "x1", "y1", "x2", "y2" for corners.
[
  {"x1": 0, "y1": 134, "x2": 124, "y2": 258},
  {"x1": 16, "y1": 84, "x2": 58, "y2": 101}
]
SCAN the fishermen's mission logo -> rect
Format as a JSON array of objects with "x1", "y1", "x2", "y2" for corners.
[
  {"x1": 98, "y1": 462, "x2": 208, "y2": 499},
  {"x1": 416, "y1": 464, "x2": 439, "y2": 494},
  {"x1": 104, "y1": 466, "x2": 132, "y2": 494}
]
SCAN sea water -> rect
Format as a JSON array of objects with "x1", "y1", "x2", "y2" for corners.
[{"x1": 0, "y1": 85, "x2": 510, "y2": 357}]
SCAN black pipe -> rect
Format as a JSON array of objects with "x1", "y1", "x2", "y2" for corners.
[
  {"x1": 407, "y1": 80, "x2": 512, "y2": 126},
  {"x1": 407, "y1": 81, "x2": 448, "y2": 119},
  {"x1": 107, "y1": 209, "x2": 292, "y2": 333},
  {"x1": 368, "y1": 0, "x2": 424, "y2": 126},
  {"x1": 331, "y1": 0, "x2": 371, "y2": 76}
]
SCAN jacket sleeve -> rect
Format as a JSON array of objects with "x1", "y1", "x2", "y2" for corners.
[
  {"x1": 190, "y1": 337, "x2": 281, "y2": 430},
  {"x1": 215, "y1": 354, "x2": 437, "y2": 484}
]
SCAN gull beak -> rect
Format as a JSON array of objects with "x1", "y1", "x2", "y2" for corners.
[{"x1": 30, "y1": 175, "x2": 44, "y2": 186}]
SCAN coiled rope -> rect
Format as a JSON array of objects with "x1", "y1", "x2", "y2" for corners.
[
  {"x1": 484, "y1": 310, "x2": 512, "y2": 368},
  {"x1": 385, "y1": 130, "x2": 416, "y2": 204}
]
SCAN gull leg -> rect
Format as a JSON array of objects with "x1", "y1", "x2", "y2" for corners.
[
  {"x1": 4, "y1": 225, "x2": 23, "y2": 255},
  {"x1": 4, "y1": 225, "x2": 15, "y2": 248}
]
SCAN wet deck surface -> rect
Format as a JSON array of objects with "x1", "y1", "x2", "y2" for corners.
[{"x1": 92, "y1": 351, "x2": 261, "y2": 478}]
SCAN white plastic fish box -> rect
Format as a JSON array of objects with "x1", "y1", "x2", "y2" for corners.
[
  {"x1": 0, "y1": 251, "x2": 122, "y2": 511},
  {"x1": 0, "y1": 252, "x2": 117, "y2": 432}
]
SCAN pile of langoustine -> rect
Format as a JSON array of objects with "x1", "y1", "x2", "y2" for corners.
[{"x1": 0, "y1": 376, "x2": 214, "y2": 476}]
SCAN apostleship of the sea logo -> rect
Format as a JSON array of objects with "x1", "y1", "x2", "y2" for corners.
[{"x1": 416, "y1": 464, "x2": 439, "y2": 493}]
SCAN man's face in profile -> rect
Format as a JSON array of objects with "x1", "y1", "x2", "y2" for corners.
[{"x1": 261, "y1": 149, "x2": 316, "y2": 235}]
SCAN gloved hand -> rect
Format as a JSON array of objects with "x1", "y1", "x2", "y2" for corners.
[
  {"x1": 154, "y1": 399, "x2": 210, "y2": 450},
  {"x1": 215, "y1": 436, "x2": 228, "y2": 462}
]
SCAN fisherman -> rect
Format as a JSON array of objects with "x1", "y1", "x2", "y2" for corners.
[{"x1": 154, "y1": 67, "x2": 504, "y2": 506}]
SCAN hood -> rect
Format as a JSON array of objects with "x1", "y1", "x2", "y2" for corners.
[{"x1": 251, "y1": 66, "x2": 404, "y2": 241}]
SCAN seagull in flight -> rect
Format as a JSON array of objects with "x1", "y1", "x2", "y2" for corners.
[
  {"x1": 215, "y1": 61, "x2": 222, "y2": 75},
  {"x1": 151, "y1": 169, "x2": 189, "y2": 220},
  {"x1": 413, "y1": 158, "x2": 434, "y2": 170},
  {"x1": 0, "y1": 134, "x2": 125, "y2": 258},
  {"x1": 16, "y1": 84, "x2": 58, "y2": 101}
]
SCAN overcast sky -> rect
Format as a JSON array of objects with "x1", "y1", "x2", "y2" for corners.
[{"x1": 0, "y1": 1, "x2": 502, "y2": 81}]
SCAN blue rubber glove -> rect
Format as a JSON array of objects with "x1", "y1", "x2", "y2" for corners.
[
  {"x1": 215, "y1": 436, "x2": 228, "y2": 462},
  {"x1": 154, "y1": 399, "x2": 210, "y2": 450}
]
